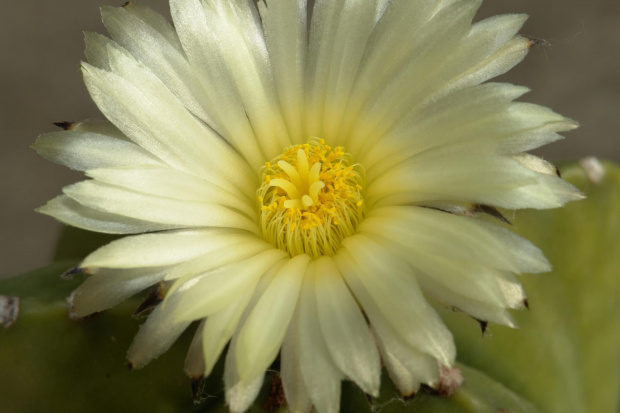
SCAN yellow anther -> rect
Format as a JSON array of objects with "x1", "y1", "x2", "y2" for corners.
[{"x1": 257, "y1": 138, "x2": 365, "y2": 258}]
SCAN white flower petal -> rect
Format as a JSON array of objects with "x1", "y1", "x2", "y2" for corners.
[
  {"x1": 257, "y1": 0, "x2": 307, "y2": 142},
  {"x1": 319, "y1": 0, "x2": 377, "y2": 143},
  {"x1": 314, "y1": 256, "x2": 381, "y2": 396},
  {"x1": 81, "y1": 60, "x2": 255, "y2": 193},
  {"x1": 346, "y1": 0, "x2": 482, "y2": 153},
  {"x1": 184, "y1": 320, "x2": 206, "y2": 378},
  {"x1": 366, "y1": 152, "x2": 581, "y2": 210},
  {"x1": 127, "y1": 304, "x2": 191, "y2": 369},
  {"x1": 193, "y1": 0, "x2": 291, "y2": 159},
  {"x1": 373, "y1": 318, "x2": 440, "y2": 396},
  {"x1": 86, "y1": 166, "x2": 256, "y2": 219},
  {"x1": 64, "y1": 180, "x2": 259, "y2": 234},
  {"x1": 364, "y1": 206, "x2": 543, "y2": 274},
  {"x1": 362, "y1": 84, "x2": 576, "y2": 172},
  {"x1": 116, "y1": 2, "x2": 183, "y2": 49},
  {"x1": 67, "y1": 118, "x2": 128, "y2": 140},
  {"x1": 73, "y1": 266, "x2": 170, "y2": 316},
  {"x1": 337, "y1": 237, "x2": 455, "y2": 365},
  {"x1": 495, "y1": 272, "x2": 528, "y2": 310},
  {"x1": 236, "y1": 254, "x2": 309, "y2": 382},
  {"x1": 363, "y1": 15, "x2": 529, "y2": 147},
  {"x1": 202, "y1": 287, "x2": 256, "y2": 376},
  {"x1": 99, "y1": 6, "x2": 219, "y2": 127},
  {"x1": 280, "y1": 306, "x2": 312, "y2": 413},
  {"x1": 225, "y1": 345, "x2": 265, "y2": 413},
  {"x1": 335, "y1": 250, "x2": 441, "y2": 395},
  {"x1": 166, "y1": 249, "x2": 287, "y2": 322},
  {"x1": 306, "y1": 0, "x2": 379, "y2": 142},
  {"x1": 298, "y1": 262, "x2": 343, "y2": 413},
  {"x1": 358, "y1": 212, "x2": 511, "y2": 311},
  {"x1": 224, "y1": 266, "x2": 278, "y2": 413},
  {"x1": 169, "y1": 0, "x2": 266, "y2": 170},
  {"x1": 32, "y1": 130, "x2": 162, "y2": 172},
  {"x1": 164, "y1": 240, "x2": 272, "y2": 281},
  {"x1": 37, "y1": 195, "x2": 179, "y2": 234},
  {"x1": 81, "y1": 229, "x2": 246, "y2": 269}
]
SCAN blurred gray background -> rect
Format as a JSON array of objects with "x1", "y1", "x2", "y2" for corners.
[{"x1": 1, "y1": 0, "x2": 618, "y2": 278}]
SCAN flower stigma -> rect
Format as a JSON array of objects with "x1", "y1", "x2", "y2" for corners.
[{"x1": 258, "y1": 138, "x2": 365, "y2": 258}]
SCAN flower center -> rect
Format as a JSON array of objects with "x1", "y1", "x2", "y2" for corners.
[{"x1": 258, "y1": 138, "x2": 365, "y2": 258}]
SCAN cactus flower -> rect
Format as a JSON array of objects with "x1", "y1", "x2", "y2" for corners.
[{"x1": 33, "y1": 1, "x2": 582, "y2": 412}]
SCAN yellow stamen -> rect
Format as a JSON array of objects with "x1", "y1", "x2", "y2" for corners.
[{"x1": 257, "y1": 138, "x2": 366, "y2": 258}]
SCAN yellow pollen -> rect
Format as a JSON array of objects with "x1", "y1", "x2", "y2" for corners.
[{"x1": 257, "y1": 138, "x2": 365, "y2": 258}]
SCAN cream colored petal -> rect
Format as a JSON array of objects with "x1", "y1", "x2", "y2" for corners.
[
  {"x1": 98, "y1": 6, "x2": 226, "y2": 135},
  {"x1": 202, "y1": 287, "x2": 255, "y2": 376},
  {"x1": 358, "y1": 214, "x2": 511, "y2": 311},
  {"x1": 86, "y1": 166, "x2": 256, "y2": 219},
  {"x1": 184, "y1": 320, "x2": 206, "y2": 379},
  {"x1": 225, "y1": 353, "x2": 264, "y2": 413},
  {"x1": 166, "y1": 249, "x2": 287, "y2": 322},
  {"x1": 364, "y1": 206, "x2": 541, "y2": 273},
  {"x1": 66, "y1": 118, "x2": 127, "y2": 140},
  {"x1": 305, "y1": 0, "x2": 342, "y2": 138},
  {"x1": 360, "y1": 84, "x2": 575, "y2": 172},
  {"x1": 81, "y1": 60, "x2": 255, "y2": 193},
  {"x1": 314, "y1": 256, "x2": 381, "y2": 397},
  {"x1": 32, "y1": 131, "x2": 162, "y2": 172},
  {"x1": 495, "y1": 272, "x2": 528, "y2": 310},
  {"x1": 320, "y1": 0, "x2": 378, "y2": 143},
  {"x1": 81, "y1": 229, "x2": 245, "y2": 269},
  {"x1": 421, "y1": 276, "x2": 516, "y2": 326},
  {"x1": 373, "y1": 319, "x2": 440, "y2": 396},
  {"x1": 127, "y1": 304, "x2": 191, "y2": 369},
  {"x1": 224, "y1": 265, "x2": 277, "y2": 413},
  {"x1": 164, "y1": 240, "x2": 272, "y2": 281},
  {"x1": 345, "y1": 0, "x2": 482, "y2": 154},
  {"x1": 115, "y1": 2, "x2": 182, "y2": 49},
  {"x1": 346, "y1": 0, "x2": 456, "y2": 124},
  {"x1": 365, "y1": 152, "x2": 581, "y2": 210},
  {"x1": 473, "y1": 218, "x2": 552, "y2": 274},
  {"x1": 352, "y1": 8, "x2": 530, "y2": 153},
  {"x1": 336, "y1": 249, "x2": 441, "y2": 394},
  {"x1": 236, "y1": 254, "x2": 309, "y2": 382},
  {"x1": 37, "y1": 195, "x2": 179, "y2": 234},
  {"x1": 73, "y1": 266, "x2": 170, "y2": 316},
  {"x1": 257, "y1": 0, "x2": 307, "y2": 142},
  {"x1": 298, "y1": 262, "x2": 343, "y2": 413},
  {"x1": 280, "y1": 305, "x2": 312, "y2": 413},
  {"x1": 200, "y1": 0, "x2": 291, "y2": 158},
  {"x1": 64, "y1": 180, "x2": 259, "y2": 234},
  {"x1": 337, "y1": 237, "x2": 455, "y2": 365},
  {"x1": 169, "y1": 0, "x2": 265, "y2": 170},
  {"x1": 306, "y1": 0, "x2": 379, "y2": 143}
]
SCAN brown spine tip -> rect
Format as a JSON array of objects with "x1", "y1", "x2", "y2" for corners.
[
  {"x1": 61, "y1": 266, "x2": 85, "y2": 281},
  {"x1": 190, "y1": 376, "x2": 204, "y2": 402},
  {"x1": 53, "y1": 121, "x2": 75, "y2": 130},
  {"x1": 133, "y1": 284, "x2": 164, "y2": 318},
  {"x1": 525, "y1": 36, "x2": 551, "y2": 49},
  {"x1": 523, "y1": 298, "x2": 530, "y2": 310},
  {"x1": 126, "y1": 361, "x2": 134, "y2": 370},
  {"x1": 478, "y1": 320, "x2": 488, "y2": 336},
  {"x1": 472, "y1": 204, "x2": 512, "y2": 225},
  {"x1": 555, "y1": 167, "x2": 562, "y2": 178},
  {"x1": 122, "y1": 1, "x2": 131, "y2": 7}
]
